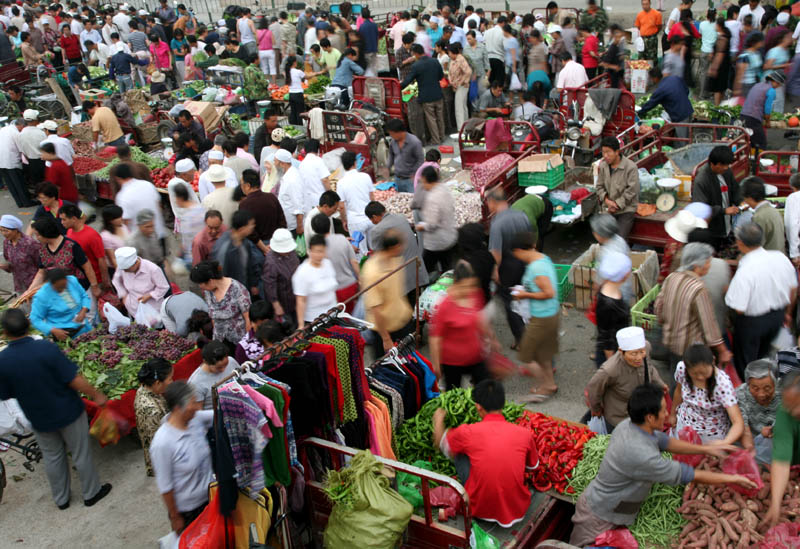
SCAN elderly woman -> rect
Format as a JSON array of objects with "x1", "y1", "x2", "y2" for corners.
[
  {"x1": 134, "y1": 358, "x2": 174, "y2": 476},
  {"x1": 149, "y1": 381, "x2": 214, "y2": 534},
  {"x1": 595, "y1": 251, "x2": 632, "y2": 367},
  {"x1": 0, "y1": 214, "x2": 42, "y2": 294},
  {"x1": 656, "y1": 242, "x2": 733, "y2": 370},
  {"x1": 234, "y1": 300, "x2": 275, "y2": 364},
  {"x1": 127, "y1": 209, "x2": 165, "y2": 268},
  {"x1": 737, "y1": 359, "x2": 781, "y2": 464},
  {"x1": 190, "y1": 260, "x2": 251, "y2": 353},
  {"x1": 670, "y1": 343, "x2": 744, "y2": 444},
  {"x1": 112, "y1": 247, "x2": 170, "y2": 318},
  {"x1": 30, "y1": 268, "x2": 92, "y2": 341},
  {"x1": 589, "y1": 213, "x2": 632, "y2": 303},
  {"x1": 586, "y1": 326, "x2": 667, "y2": 432},
  {"x1": 187, "y1": 340, "x2": 240, "y2": 409},
  {"x1": 261, "y1": 228, "x2": 299, "y2": 327}
]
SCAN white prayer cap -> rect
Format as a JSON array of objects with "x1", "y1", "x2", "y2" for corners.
[
  {"x1": 206, "y1": 164, "x2": 228, "y2": 182},
  {"x1": 0, "y1": 215, "x2": 23, "y2": 231},
  {"x1": 175, "y1": 158, "x2": 196, "y2": 173},
  {"x1": 598, "y1": 250, "x2": 631, "y2": 282},
  {"x1": 42, "y1": 120, "x2": 58, "y2": 131},
  {"x1": 208, "y1": 150, "x2": 224, "y2": 161},
  {"x1": 22, "y1": 109, "x2": 39, "y2": 120},
  {"x1": 274, "y1": 149, "x2": 293, "y2": 164},
  {"x1": 777, "y1": 12, "x2": 789, "y2": 25},
  {"x1": 115, "y1": 247, "x2": 138, "y2": 270},
  {"x1": 683, "y1": 202, "x2": 712, "y2": 221},
  {"x1": 616, "y1": 327, "x2": 646, "y2": 352}
]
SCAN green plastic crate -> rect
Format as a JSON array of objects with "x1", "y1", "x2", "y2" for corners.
[
  {"x1": 518, "y1": 163, "x2": 565, "y2": 189},
  {"x1": 555, "y1": 263, "x2": 572, "y2": 304},
  {"x1": 631, "y1": 284, "x2": 661, "y2": 331}
]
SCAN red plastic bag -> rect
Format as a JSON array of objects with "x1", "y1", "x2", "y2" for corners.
[
  {"x1": 88, "y1": 406, "x2": 129, "y2": 447},
  {"x1": 672, "y1": 426, "x2": 704, "y2": 467},
  {"x1": 179, "y1": 493, "x2": 235, "y2": 548},
  {"x1": 430, "y1": 486, "x2": 460, "y2": 521},
  {"x1": 595, "y1": 527, "x2": 638, "y2": 549},
  {"x1": 759, "y1": 523, "x2": 800, "y2": 549},
  {"x1": 721, "y1": 449, "x2": 764, "y2": 498}
]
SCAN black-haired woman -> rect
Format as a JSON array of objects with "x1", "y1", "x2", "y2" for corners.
[
  {"x1": 134, "y1": 357, "x2": 174, "y2": 476},
  {"x1": 190, "y1": 260, "x2": 251, "y2": 353},
  {"x1": 284, "y1": 54, "x2": 306, "y2": 125},
  {"x1": 234, "y1": 300, "x2": 275, "y2": 364}
]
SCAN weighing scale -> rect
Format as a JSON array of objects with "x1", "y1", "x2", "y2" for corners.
[
  {"x1": 525, "y1": 185, "x2": 549, "y2": 196},
  {"x1": 655, "y1": 178, "x2": 681, "y2": 212}
]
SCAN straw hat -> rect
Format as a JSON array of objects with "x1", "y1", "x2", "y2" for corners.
[
  {"x1": 664, "y1": 210, "x2": 708, "y2": 243},
  {"x1": 150, "y1": 71, "x2": 166, "y2": 83}
]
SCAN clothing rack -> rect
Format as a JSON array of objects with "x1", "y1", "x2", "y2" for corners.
[
  {"x1": 366, "y1": 334, "x2": 417, "y2": 374},
  {"x1": 210, "y1": 256, "x2": 422, "y2": 397}
]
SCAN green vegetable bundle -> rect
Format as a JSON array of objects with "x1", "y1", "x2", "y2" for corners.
[
  {"x1": 87, "y1": 66, "x2": 109, "y2": 80},
  {"x1": 566, "y1": 434, "x2": 686, "y2": 548},
  {"x1": 394, "y1": 388, "x2": 525, "y2": 476},
  {"x1": 92, "y1": 146, "x2": 166, "y2": 178},
  {"x1": 305, "y1": 75, "x2": 331, "y2": 95},
  {"x1": 219, "y1": 58, "x2": 246, "y2": 68}
]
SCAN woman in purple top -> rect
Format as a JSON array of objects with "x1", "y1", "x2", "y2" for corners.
[{"x1": 0, "y1": 215, "x2": 42, "y2": 293}]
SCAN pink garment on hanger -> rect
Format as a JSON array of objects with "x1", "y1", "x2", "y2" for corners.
[{"x1": 243, "y1": 384, "x2": 284, "y2": 439}]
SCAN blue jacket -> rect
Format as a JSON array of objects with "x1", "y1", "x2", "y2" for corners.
[
  {"x1": 30, "y1": 275, "x2": 92, "y2": 336},
  {"x1": 108, "y1": 51, "x2": 147, "y2": 78},
  {"x1": 638, "y1": 75, "x2": 693, "y2": 123},
  {"x1": 331, "y1": 57, "x2": 365, "y2": 88},
  {"x1": 401, "y1": 56, "x2": 444, "y2": 103}
]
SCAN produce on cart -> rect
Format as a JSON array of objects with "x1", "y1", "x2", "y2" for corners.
[{"x1": 90, "y1": 145, "x2": 168, "y2": 179}]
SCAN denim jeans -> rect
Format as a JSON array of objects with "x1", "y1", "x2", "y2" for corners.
[
  {"x1": 116, "y1": 74, "x2": 134, "y2": 93},
  {"x1": 395, "y1": 177, "x2": 413, "y2": 193}
]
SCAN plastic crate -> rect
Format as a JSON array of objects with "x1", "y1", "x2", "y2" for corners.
[
  {"x1": 518, "y1": 163, "x2": 565, "y2": 189},
  {"x1": 555, "y1": 264, "x2": 572, "y2": 304},
  {"x1": 631, "y1": 284, "x2": 661, "y2": 331}
]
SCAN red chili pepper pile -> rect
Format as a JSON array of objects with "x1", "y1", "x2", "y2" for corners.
[
  {"x1": 72, "y1": 156, "x2": 107, "y2": 175},
  {"x1": 516, "y1": 411, "x2": 595, "y2": 494}
]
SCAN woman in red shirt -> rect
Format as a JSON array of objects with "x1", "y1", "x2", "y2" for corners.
[
  {"x1": 59, "y1": 25, "x2": 82, "y2": 66},
  {"x1": 430, "y1": 262, "x2": 499, "y2": 391},
  {"x1": 579, "y1": 25, "x2": 600, "y2": 80},
  {"x1": 41, "y1": 142, "x2": 78, "y2": 202}
]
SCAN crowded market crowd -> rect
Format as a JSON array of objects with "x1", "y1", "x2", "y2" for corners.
[{"x1": 0, "y1": 0, "x2": 800, "y2": 547}]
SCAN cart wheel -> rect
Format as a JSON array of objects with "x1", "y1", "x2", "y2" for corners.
[
  {"x1": 38, "y1": 99, "x2": 67, "y2": 121},
  {"x1": 24, "y1": 440, "x2": 41, "y2": 463},
  {"x1": 156, "y1": 120, "x2": 177, "y2": 142}
]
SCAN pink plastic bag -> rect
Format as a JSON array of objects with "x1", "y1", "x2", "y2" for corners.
[
  {"x1": 721, "y1": 449, "x2": 764, "y2": 498},
  {"x1": 430, "y1": 486, "x2": 460, "y2": 521},
  {"x1": 595, "y1": 527, "x2": 638, "y2": 549},
  {"x1": 672, "y1": 426, "x2": 704, "y2": 467},
  {"x1": 759, "y1": 523, "x2": 800, "y2": 549}
]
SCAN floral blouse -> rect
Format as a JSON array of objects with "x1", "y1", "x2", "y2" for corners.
[
  {"x1": 3, "y1": 234, "x2": 42, "y2": 293},
  {"x1": 133, "y1": 385, "x2": 168, "y2": 476},
  {"x1": 675, "y1": 361, "x2": 738, "y2": 442},
  {"x1": 205, "y1": 278, "x2": 251, "y2": 344},
  {"x1": 234, "y1": 328, "x2": 265, "y2": 364}
]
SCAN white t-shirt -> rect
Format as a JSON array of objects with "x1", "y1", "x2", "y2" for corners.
[
  {"x1": 738, "y1": 4, "x2": 764, "y2": 29},
  {"x1": 337, "y1": 169, "x2": 373, "y2": 229},
  {"x1": 289, "y1": 67, "x2": 305, "y2": 93},
  {"x1": 463, "y1": 13, "x2": 480, "y2": 33},
  {"x1": 793, "y1": 21, "x2": 800, "y2": 53},
  {"x1": 298, "y1": 153, "x2": 331, "y2": 213},
  {"x1": 278, "y1": 166, "x2": 305, "y2": 231},
  {"x1": 667, "y1": 7, "x2": 681, "y2": 30},
  {"x1": 556, "y1": 60, "x2": 589, "y2": 89},
  {"x1": 304, "y1": 26, "x2": 318, "y2": 55},
  {"x1": 90, "y1": 43, "x2": 112, "y2": 68},
  {"x1": 197, "y1": 165, "x2": 238, "y2": 200},
  {"x1": 291, "y1": 258, "x2": 338, "y2": 321},
  {"x1": 725, "y1": 20, "x2": 741, "y2": 55},
  {"x1": 116, "y1": 178, "x2": 166, "y2": 238}
]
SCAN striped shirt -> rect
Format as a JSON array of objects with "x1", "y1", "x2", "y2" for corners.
[
  {"x1": 735, "y1": 383, "x2": 780, "y2": 436},
  {"x1": 655, "y1": 270, "x2": 723, "y2": 356}
]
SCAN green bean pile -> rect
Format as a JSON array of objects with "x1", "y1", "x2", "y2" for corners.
[
  {"x1": 566, "y1": 434, "x2": 686, "y2": 548},
  {"x1": 395, "y1": 389, "x2": 525, "y2": 476}
]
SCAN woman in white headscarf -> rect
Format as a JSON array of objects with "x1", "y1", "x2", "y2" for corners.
[
  {"x1": 167, "y1": 159, "x2": 204, "y2": 267},
  {"x1": 0, "y1": 214, "x2": 42, "y2": 295},
  {"x1": 260, "y1": 127, "x2": 286, "y2": 190}
]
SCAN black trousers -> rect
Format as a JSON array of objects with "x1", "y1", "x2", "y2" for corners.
[
  {"x1": 742, "y1": 115, "x2": 767, "y2": 150},
  {"x1": 23, "y1": 158, "x2": 45, "y2": 188},
  {"x1": 497, "y1": 285, "x2": 526, "y2": 344},
  {"x1": 423, "y1": 245, "x2": 456, "y2": 276},
  {"x1": 0, "y1": 168, "x2": 34, "y2": 207},
  {"x1": 734, "y1": 309, "x2": 784, "y2": 380},
  {"x1": 369, "y1": 318, "x2": 415, "y2": 358},
  {"x1": 442, "y1": 362, "x2": 489, "y2": 391},
  {"x1": 488, "y1": 58, "x2": 505, "y2": 86},
  {"x1": 288, "y1": 92, "x2": 305, "y2": 125},
  {"x1": 586, "y1": 67, "x2": 597, "y2": 80}
]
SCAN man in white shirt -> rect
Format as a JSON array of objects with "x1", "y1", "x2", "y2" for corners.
[
  {"x1": 786, "y1": 174, "x2": 800, "y2": 264},
  {"x1": 79, "y1": 19, "x2": 101, "y2": 53},
  {"x1": 0, "y1": 118, "x2": 33, "y2": 207},
  {"x1": 275, "y1": 148, "x2": 305, "y2": 235},
  {"x1": 114, "y1": 162, "x2": 166, "y2": 239},
  {"x1": 483, "y1": 16, "x2": 507, "y2": 84},
  {"x1": 725, "y1": 222, "x2": 798, "y2": 377},
  {"x1": 304, "y1": 190, "x2": 341, "y2": 240},
  {"x1": 555, "y1": 51, "x2": 589, "y2": 90},
  {"x1": 18, "y1": 109, "x2": 45, "y2": 185},
  {"x1": 462, "y1": 6, "x2": 480, "y2": 33},
  {"x1": 85, "y1": 40, "x2": 110, "y2": 68},
  {"x1": 738, "y1": 0, "x2": 765, "y2": 30},
  {"x1": 112, "y1": 8, "x2": 131, "y2": 41},
  {"x1": 337, "y1": 151, "x2": 374, "y2": 252},
  {"x1": 41, "y1": 120, "x2": 74, "y2": 166},
  {"x1": 197, "y1": 150, "x2": 238, "y2": 199},
  {"x1": 200, "y1": 164, "x2": 238, "y2": 227},
  {"x1": 725, "y1": 10, "x2": 741, "y2": 56},
  {"x1": 298, "y1": 138, "x2": 331, "y2": 213}
]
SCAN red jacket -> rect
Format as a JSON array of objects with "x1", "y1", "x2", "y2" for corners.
[
  {"x1": 59, "y1": 34, "x2": 81, "y2": 59},
  {"x1": 45, "y1": 158, "x2": 79, "y2": 202}
]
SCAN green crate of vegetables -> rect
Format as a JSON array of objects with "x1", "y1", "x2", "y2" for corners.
[{"x1": 631, "y1": 284, "x2": 660, "y2": 332}]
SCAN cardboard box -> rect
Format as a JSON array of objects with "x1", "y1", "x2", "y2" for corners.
[
  {"x1": 184, "y1": 101, "x2": 218, "y2": 131},
  {"x1": 518, "y1": 154, "x2": 565, "y2": 188},
  {"x1": 630, "y1": 69, "x2": 648, "y2": 94},
  {"x1": 569, "y1": 244, "x2": 660, "y2": 309},
  {"x1": 79, "y1": 88, "x2": 106, "y2": 101}
]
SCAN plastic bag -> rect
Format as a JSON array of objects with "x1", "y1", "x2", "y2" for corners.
[
  {"x1": 468, "y1": 79, "x2": 479, "y2": 104},
  {"x1": 672, "y1": 426, "x2": 704, "y2": 467},
  {"x1": 323, "y1": 451, "x2": 414, "y2": 548},
  {"x1": 721, "y1": 449, "x2": 764, "y2": 497},
  {"x1": 158, "y1": 531, "x2": 178, "y2": 549},
  {"x1": 295, "y1": 235, "x2": 306, "y2": 257},
  {"x1": 430, "y1": 486, "x2": 461, "y2": 521},
  {"x1": 89, "y1": 407, "x2": 125, "y2": 447},
  {"x1": 509, "y1": 72, "x2": 523, "y2": 91},
  {"x1": 759, "y1": 523, "x2": 800, "y2": 549},
  {"x1": 179, "y1": 492, "x2": 235, "y2": 549},
  {"x1": 103, "y1": 302, "x2": 131, "y2": 333},
  {"x1": 134, "y1": 301, "x2": 162, "y2": 328},
  {"x1": 595, "y1": 527, "x2": 639, "y2": 549},
  {"x1": 588, "y1": 415, "x2": 608, "y2": 435},
  {"x1": 470, "y1": 521, "x2": 500, "y2": 549}
]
